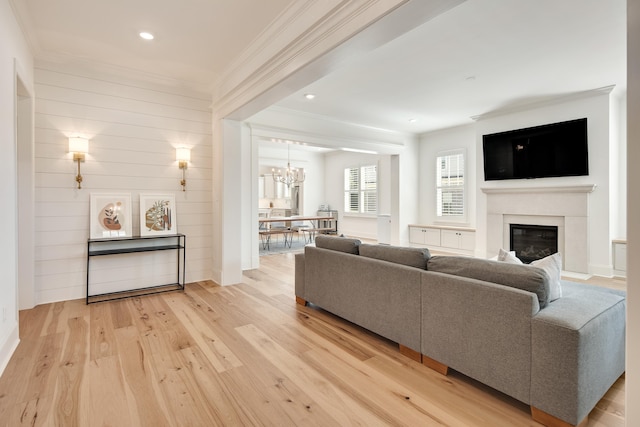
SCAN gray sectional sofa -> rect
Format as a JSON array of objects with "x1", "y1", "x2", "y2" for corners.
[{"x1": 294, "y1": 235, "x2": 626, "y2": 427}]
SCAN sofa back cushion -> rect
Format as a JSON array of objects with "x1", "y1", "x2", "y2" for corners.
[
  {"x1": 427, "y1": 256, "x2": 551, "y2": 308},
  {"x1": 314, "y1": 235, "x2": 361, "y2": 254},
  {"x1": 359, "y1": 244, "x2": 431, "y2": 269}
]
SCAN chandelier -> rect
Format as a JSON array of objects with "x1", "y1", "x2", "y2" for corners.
[{"x1": 272, "y1": 145, "x2": 305, "y2": 187}]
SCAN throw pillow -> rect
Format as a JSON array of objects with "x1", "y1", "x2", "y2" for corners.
[
  {"x1": 498, "y1": 248, "x2": 523, "y2": 264},
  {"x1": 530, "y1": 252, "x2": 563, "y2": 301}
]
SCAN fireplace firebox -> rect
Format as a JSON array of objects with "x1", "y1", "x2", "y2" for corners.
[{"x1": 510, "y1": 224, "x2": 558, "y2": 264}]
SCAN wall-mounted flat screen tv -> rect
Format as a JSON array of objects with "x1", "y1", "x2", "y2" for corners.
[{"x1": 482, "y1": 118, "x2": 588, "y2": 181}]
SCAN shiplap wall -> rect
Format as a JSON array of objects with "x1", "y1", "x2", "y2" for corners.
[{"x1": 33, "y1": 64, "x2": 213, "y2": 304}]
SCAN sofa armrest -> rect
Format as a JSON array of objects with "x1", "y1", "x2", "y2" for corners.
[
  {"x1": 295, "y1": 252, "x2": 305, "y2": 301},
  {"x1": 531, "y1": 282, "x2": 626, "y2": 426}
]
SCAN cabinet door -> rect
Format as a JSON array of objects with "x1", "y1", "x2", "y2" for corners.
[
  {"x1": 424, "y1": 229, "x2": 441, "y2": 246},
  {"x1": 459, "y1": 231, "x2": 475, "y2": 251},
  {"x1": 409, "y1": 227, "x2": 441, "y2": 246},
  {"x1": 441, "y1": 230, "x2": 460, "y2": 249},
  {"x1": 614, "y1": 243, "x2": 627, "y2": 272},
  {"x1": 409, "y1": 227, "x2": 425, "y2": 244},
  {"x1": 264, "y1": 174, "x2": 275, "y2": 198},
  {"x1": 258, "y1": 177, "x2": 265, "y2": 199}
]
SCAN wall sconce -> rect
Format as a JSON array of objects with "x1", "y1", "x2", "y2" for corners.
[
  {"x1": 69, "y1": 137, "x2": 88, "y2": 189},
  {"x1": 176, "y1": 147, "x2": 191, "y2": 191}
]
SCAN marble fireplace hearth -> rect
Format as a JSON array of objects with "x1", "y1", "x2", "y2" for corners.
[{"x1": 482, "y1": 185, "x2": 596, "y2": 274}]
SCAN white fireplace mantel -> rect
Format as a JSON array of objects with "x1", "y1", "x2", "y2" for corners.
[
  {"x1": 481, "y1": 184, "x2": 596, "y2": 195},
  {"x1": 483, "y1": 184, "x2": 596, "y2": 273}
]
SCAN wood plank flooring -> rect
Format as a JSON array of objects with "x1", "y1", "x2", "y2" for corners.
[{"x1": 0, "y1": 253, "x2": 625, "y2": 426}]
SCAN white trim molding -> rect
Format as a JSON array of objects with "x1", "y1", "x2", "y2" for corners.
[{"x1": 481, "y1": 184, "x2": 597, "y2": 195}]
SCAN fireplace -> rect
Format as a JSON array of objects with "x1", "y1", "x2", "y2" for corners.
[
  {"x1": 483, "y1": 185, "x2": 595, "y2": 273},
  {"x1": 510, "y1": 224, "x2": 558, "y2": 264}
]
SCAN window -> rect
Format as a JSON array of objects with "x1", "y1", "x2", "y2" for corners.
[
  {"x1": 344, "y1": 164, "x2": 377, "y2": 214},
  {"x1": 436, "y1": 150, "x2": 464, "y2": 217}
]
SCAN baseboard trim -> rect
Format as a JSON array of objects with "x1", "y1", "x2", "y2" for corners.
[{"x1": 0, "y1": 323, "x2": 20, "y2": 377}]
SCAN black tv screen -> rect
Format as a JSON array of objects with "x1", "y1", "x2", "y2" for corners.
[{"x1": 482, "y1": 118, "x2": 589, "y2": 181}]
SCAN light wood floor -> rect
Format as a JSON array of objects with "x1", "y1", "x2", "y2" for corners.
[{"x1": 0, "y1": 253, "x2": 625, "y2": 426}]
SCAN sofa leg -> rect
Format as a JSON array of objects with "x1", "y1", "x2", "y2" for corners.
[
  {"x1": 295, "y1": 296, "x2": 307, "y2": 306},
  {"x1": 398, "y1": 345, "x2": 422, "y2": 362},
  {"x1": 422, "y1": 355, "x2": 449, "y2": 375},
  {"x1": 531, "y1": 407, "x2": 587, "y2": 427}
]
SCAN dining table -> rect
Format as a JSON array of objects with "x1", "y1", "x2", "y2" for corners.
[{"x1": 258, "y1": 215, "x2": 338, "y2": 248}]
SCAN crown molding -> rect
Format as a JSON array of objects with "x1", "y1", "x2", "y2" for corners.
[{"x1": 471, "y1": 86, "x2": 617, "y2": 122}]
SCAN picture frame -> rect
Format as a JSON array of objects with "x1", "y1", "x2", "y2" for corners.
[
  {"x1": 90, "y1": 193, "x2": 133, "y2": 239},
  {"x1": 139, "y1": 194, "x2": 177, "y2": 236}
]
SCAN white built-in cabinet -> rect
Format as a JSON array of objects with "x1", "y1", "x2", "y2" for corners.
[
  {"x1": 409, "y1": 225, "x2": 475, "y2": 255},
  {"x1": 259, "y1": 176, "x2": 265, "y2": 199},
  {"x1": 409, "y1": 226, "x2": 441, "y2": 247},
  {"x1": 262, "y1": 174, "x2": 284, "y2": 199},
  {"x1": 613, "y1": 239, "x2": 627, "y2": 276}
]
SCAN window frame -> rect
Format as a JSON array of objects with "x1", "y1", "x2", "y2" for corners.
[
  {"x1": 435, "y1": 149, "x2": 466, "y2": 222},
  {"x1": 344, "y1": 164, "x2": 378, "y2": 216}
]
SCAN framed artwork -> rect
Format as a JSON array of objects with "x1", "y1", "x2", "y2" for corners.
[
  {"x1": 90, "y1": 193, "x2": 132, "y2": 239},
  {"x1": 140, "y1": 194, "x2": 177, "y2": 236}
]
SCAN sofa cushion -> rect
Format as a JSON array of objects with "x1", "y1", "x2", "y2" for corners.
[
  {"x1": 531, "y1": 252, "x2": 563, "y2": 301},
  {"x1": 314, "y1": 235, "x2": 361, "y2": 254},
  {"x1": 427, "y1": 256, "x2": 551, "y2": 308},
  {"x1": 359, "y1": 244, "x2": 431, "y2": 269}
]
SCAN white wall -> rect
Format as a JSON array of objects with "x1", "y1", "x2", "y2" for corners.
[
  {"x1": 419, "y1": 124, "x2": 477, "y2": 227},
  {"x1": 323, "y1": 151, "x2": 390, "y2": 240},
  {"x1": 0, "y1": 0, "x2": 34, "y2": 376},
  {"x1": 394, "y1": 136, "x2": 421, "y2": 245},
  {"x1": 418, "y1": 90, "x2": 623, "y2": 274},
  {"x1": 474, "y1": 89, "x2": 618, "y2": 274},
  {"x1": 32, "y1": 61, "x2": 212, "y2": 303}
]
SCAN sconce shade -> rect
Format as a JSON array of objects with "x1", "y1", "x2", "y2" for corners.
[
  {"x1": 176, "y1": 147, "x2": 191, "y2": 162},
  {"x1": 69, "y1": 137, "x2": 89, "y2": 155}
]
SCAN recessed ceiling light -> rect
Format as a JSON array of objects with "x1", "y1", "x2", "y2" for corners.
[
  {"x1": 408, "y1": 118, "x2": 417, "y2": 123},
  {"x1": 139, "y1": 32, "x2": 154, "y2": 40},
  {"x1": 304, "y1": 93, "x2": 315, "y2": 100}
]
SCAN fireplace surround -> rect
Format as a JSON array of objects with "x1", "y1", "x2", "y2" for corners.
[{"x1": 482, "y1": 185, "x2": 596, "y2": 273}]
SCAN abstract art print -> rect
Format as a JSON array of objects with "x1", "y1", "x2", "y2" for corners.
[
  {"x1": 140, "y1": 194, "x2": 177, "y2": 236},
  {"x1": 90, "y1": 193, "x2": 132, "y2": 239}
]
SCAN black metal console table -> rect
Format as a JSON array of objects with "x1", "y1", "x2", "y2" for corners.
[{"x1": 86, "y1": 234, "x2": 186, "y2": 304}]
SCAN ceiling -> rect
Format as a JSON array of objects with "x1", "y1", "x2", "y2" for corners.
[
  {"x1": 11, "y1": 0, "x2": 296, "y2": 90},
  {"x1": 11, "y1": 0, "x2": 626, "y2": 136},
  {"x1": 274, "y1": 0, "x2": 627, "y2": 134}
]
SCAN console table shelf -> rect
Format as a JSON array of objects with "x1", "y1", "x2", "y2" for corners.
[{"x1": 86, "y1": 234, "x2": 186, "y2": 304}]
